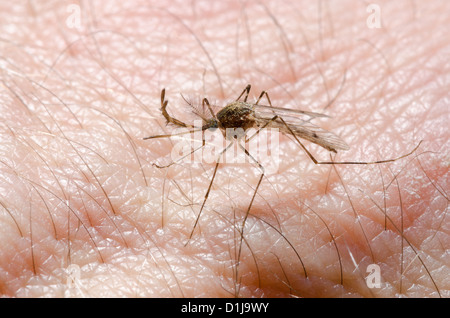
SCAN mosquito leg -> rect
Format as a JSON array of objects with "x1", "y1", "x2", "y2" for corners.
[
  {"x1": 153, "y1": 137, "x2": 206, "y2": 169},
  {"x1": 255, "y1": 90, "x2": 272, "y2": 107},
  {"x1": 143, "y1": 127, "x2": 204, "y2": 140},
  {"x1": 234, "y1": 143, "x2": 265, "y2": 281},
  {"x1": 237, "y1": 143, "x2": 264, "y2": 240},
  {"x1": 202, "y1": 97, "x2": 216, "y2": 119},
  {"x1": 244, "y1": 115, "x2": 278, "y2": 143},
  {"x1": 251, "y1": 89, "x2": 421, "y2": 163},
  {"x1": 244, "y1": 111, "x2": 420, "y2": 165},
  {"x1": 185, "y1": 141, "x2": 234, "y2": 245},
  {"x1": 235, "y1": 84, "x2": 251, "y2": 102},
  {"x1": 243, "y1": 89, "x2": 276, "y2": 143},
  {"x1": 254, "y1": 90, "x2": 316, "y2": 126},
  {"x1": 185, "y1": 162, "x2": 219, "y2": 244},
  {"x1": 275, "y1": 115, "x2": 422, "y2": 165}
]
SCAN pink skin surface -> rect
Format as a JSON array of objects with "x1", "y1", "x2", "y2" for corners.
[{"x1": 0, "y1": 0, "x2": 448, "y2": 297}]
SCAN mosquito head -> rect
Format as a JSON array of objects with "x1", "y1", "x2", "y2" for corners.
[{"x1": 202, "y1": 118, "x2": 218, "y2": 130}]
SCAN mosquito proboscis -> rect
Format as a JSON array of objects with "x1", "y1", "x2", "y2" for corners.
[{"x1": 143, "y1": 84, "x2": 422, "y2": 244}]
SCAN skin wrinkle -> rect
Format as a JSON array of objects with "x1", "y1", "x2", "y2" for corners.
[{"x1": 0, "y1": 0, "x2": 448, "y2": 297}]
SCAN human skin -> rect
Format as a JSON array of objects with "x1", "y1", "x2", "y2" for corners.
[{"x1": 0, "y1": 0, "x2": 448, "y2": 297}]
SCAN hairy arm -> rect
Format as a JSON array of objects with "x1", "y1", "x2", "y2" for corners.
[{"x1": 0, "y1": 0, "x2": 448, "y2": 297}]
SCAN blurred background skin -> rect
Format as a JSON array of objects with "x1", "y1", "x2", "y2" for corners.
[{"x1": 0, "y1": 0, "x2": 448, "y2": 297}]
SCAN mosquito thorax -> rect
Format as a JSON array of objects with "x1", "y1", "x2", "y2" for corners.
[{"x1": 216, "y1": 101, "x2": 255, "y2": 130}]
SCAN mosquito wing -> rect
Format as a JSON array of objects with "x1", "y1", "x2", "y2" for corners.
[
  {"x1": 253, "y1": 104, "x2": 330, "y2": 120},
  {"x1": 253, "y1": 104, "x2": 350, "y2": 153}
]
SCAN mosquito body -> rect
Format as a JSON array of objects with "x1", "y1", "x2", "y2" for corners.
[
  {"x1": 146, "y1": 85, "x2": 350, "y2": 154},
  {"x1": 143, "y1": 85, "x2": 421, "y2": 244}
]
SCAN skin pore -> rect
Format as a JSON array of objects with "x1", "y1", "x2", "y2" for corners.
[{"x1": 0, "y1": 0, "x2": 448, "y2": 297}]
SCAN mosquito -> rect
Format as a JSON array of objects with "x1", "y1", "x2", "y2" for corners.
[{"x1": 143, "y1": 84, "x2": 422, "y2": 244}]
